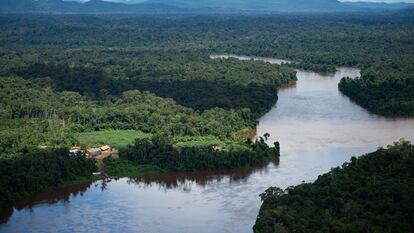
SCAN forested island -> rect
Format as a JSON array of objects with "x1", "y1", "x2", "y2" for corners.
[
  {"x1": 254, "y1": 140, "x2": 414, "y2": 233},
  {"x1": 1, "y1": 12, "x2": 414, "y2": 210}
]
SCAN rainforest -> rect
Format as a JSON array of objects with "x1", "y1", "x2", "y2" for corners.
[{"x1": 0, "y1": 8, "x2": 414, "y2": 233}]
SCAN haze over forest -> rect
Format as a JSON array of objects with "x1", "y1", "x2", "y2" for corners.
[
  {"x1": 1, "y1": 0, "x2": 414, "y2": 232},
  {"x1": 1, "y1": 0, "x2": 414, "y2": 13}
]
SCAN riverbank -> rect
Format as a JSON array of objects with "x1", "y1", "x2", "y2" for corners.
[
  {"x1": 106, "y1": 134, "x2": 280, "y2": 173},
  {"x1": 339, "y1": 76, "x2": 414, "y2": 117},
  {"x1": 0, "y1": 149, "x2": 97, "y2": 208},
  {"x1": 103, "y1": 159, "x2": 166, "y2": 177},
  {"x1": 2, "y1": 65, "x2": 414, "y2": 232},
  {"x1": 254, "y1": 141, "x2": 414, "y2": 233},
  {"x1": 0, "y1": 131, "x2": 280, "y2": 209}
]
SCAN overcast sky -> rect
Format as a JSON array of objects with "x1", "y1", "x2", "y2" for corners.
[{"x1": 65, "y1": 0, "x2": 414, "y2": 3}]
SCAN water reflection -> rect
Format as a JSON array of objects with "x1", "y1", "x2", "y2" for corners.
[
  {"x1": 0, "y1": 159, "x2": 278, "y2": 225},
  {"x1": 257, "y1": 67, "x2": 414, "y2": 151},
  {"x1": 1, "y1": 57, "x2": 414, "y2": 233},
  {"x1": 126, "y1": 159, "x2": 278, "y2": 192},
  {"x1": 0, "y1": 147, "x2": 363, "y2": 233},
  {"x1": 0, "y1": 208, "x2": 12, "y2": 224},
  {"x1": 0, "y1": 183, "x2": 92, "y2": 224}
]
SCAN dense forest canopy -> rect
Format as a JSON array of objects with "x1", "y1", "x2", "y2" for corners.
[
  {"x1": 0, "y1": 77, "x2": 256, "y2": 157},
  {"x1": 254, "y1": 141, "x2": 414, "y2": 233},
  {"x1": 0, "y1": 12, "x2": 413, "y2": 207},
  {"x1": 0, "y1": 14, "x2": 295, "y2": 206},
  {"x1": 1, "y1": 0, "x2": 413, "y2": 13},
  {"x1": 105, "y1": 134, "x2": 280, "y2": 174},
  {"x1": 339, "y1": 70, "x2": 414, "y2": 116},
  {"x1": 0, "y1": 13, "x2": 413, "y2": 115},
  {"x1": 0, "y1": 149, "x2": 96, "y2": 208}
]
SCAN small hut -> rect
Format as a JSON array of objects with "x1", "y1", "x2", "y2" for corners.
[
  {"x1": 212, "y1": 144, "x2": 223, "y2": 151},
  {"x1": 87, "y1": 148, "x2": 101, "y2": 157},
  {"x1": 100, "y1": 145, "x2": 111, "y2": 152}
]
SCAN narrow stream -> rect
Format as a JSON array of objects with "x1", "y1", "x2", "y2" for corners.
[{"x1": 1, "y1": 56, "x2": 413, "y2": 233}]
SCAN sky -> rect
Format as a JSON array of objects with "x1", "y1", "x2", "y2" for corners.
[
  {"x1": 341, "y1": 0, "x2": 414, "y2": 2},
  {"x1": 65, "y1": 0, "x2": 414, "y2": 3}
]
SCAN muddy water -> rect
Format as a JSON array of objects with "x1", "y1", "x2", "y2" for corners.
[
  {"x1": 1, "y1": 58, "x2": 414, "y2": 233},
  {"x1": 256, "y1": 68, "x2": 414, "y2": 151}
]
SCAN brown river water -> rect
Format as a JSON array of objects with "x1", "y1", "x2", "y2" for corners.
[{"x1": 1, "y1": 56, "x2": 414, "y2": 233}]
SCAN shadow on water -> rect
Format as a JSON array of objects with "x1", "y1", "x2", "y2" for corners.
[
  {"x1": 6, "y1": 56, "x2": 413, "y2": 232},
  {"x1": 0, "y1": 208, "x2": 12, "y2": 224},
  {"x1": 126, "y1": 158, "x2": 279, "y2": 191},
  {"x1": 0, "y1": 182, "x2": 92, "y2": 224},
  {"x1": 0, "y1": 158, "x2": 279, "y2": 224}
]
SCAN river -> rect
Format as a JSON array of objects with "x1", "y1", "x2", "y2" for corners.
[{"x1": 1, "y1": 56, "x2": 414, "y2": 233}]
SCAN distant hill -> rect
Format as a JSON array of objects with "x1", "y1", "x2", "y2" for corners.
[
  {"x1": 2, "y1": 0, "x2": 413, "y2": 14},
  {"x1": 400, "y1": 6, "x2": 414, "y2": 14},
  {"x1": 344, "y1": 1, "x2": 414, "y2": 10},
  {"x1": 0, "y1": 0, "x2": 189, "y2": 13},
  {"x1": 148, "y1": 0, "x2": 354, "y2": 12},
  {"x1": 0, "y1": 0, "x2": 358, "y2": 13}
]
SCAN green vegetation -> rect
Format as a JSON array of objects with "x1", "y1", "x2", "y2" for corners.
[
  {"x1": 0, "y1": 13, "x2": 412, "y2": 117},
  {"x1": 103, "y1": 158, "x2": 165, "y2": 177},
  {"x1": 77, "y1": 130, "x2": 151, "y2": 148},
  {"x1": 0, "y1": 149, "x2": 97, "y2": 208},
  {"x1": 172, "y1": 135, "x2": 250, "y2": 151},
  {"x1": 0, "y1": 77, "x2": 255, "y2": 156},
  {"x1": 339, "y1": 71, "x2": 414, "y2": 116},
  {"x1": 1, "y1": 12, "x2": 413, "y2": 207},
  {"x1": 254, "y1": 141, "x2": 414, "y2": 233},
  {"x1": 174, "y1": 136, "x2": 224, "y2": 148},
  {"x1": 116, "y1": 135, "x2": 279, "y2": 172},
  {"x1": 3, "y1": 52, "x2": 295, "y2": 118},
  {"x1": 0, "y1": 15, "x2": 293, "y2": 206}
]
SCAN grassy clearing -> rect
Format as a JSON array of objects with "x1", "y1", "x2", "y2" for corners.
[
  {"x1": 76, "y1": 130, "x2": 151, "y2": 148},
  {"x1": 77, "y1": 131, "x2": 251, "y2": 151}
]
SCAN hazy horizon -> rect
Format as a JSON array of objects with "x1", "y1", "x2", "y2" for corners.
[{"x1": 63, "y1": 0, "x2": 414, "y2": 3}]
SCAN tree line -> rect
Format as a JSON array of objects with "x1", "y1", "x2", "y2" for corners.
[
  {"x1": 254, "y1": 140, "x2": 414, "y2": 233},
  {"x1": 1, "y1": 13, "x2": 412, "y2": 116},
  {"x1": 1, "y1": 12, "x2": 413, "y2": 208},
  {"x1": 339, "y1": 69, "x2": 414, "y2": 116},
  {"x1": 0, "y1": 77, "x2": 259, "y2": 157},
  {"x1": 105, "y1": 135, "x2": 280, "y2": 172},
  {"x1": 0, "y1": 149, "x2": 96, "y2": 208}
]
